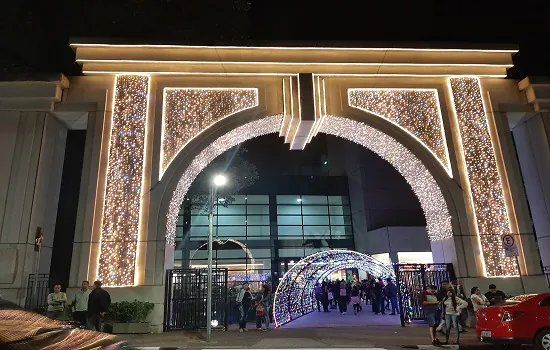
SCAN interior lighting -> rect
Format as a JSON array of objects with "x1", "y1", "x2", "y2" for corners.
[{"x1": 447, "y1": 77, "x2": 518, "y2": 277}]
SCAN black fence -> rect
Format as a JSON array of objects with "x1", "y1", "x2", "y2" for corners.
[
  {"x1": 24, "y1": 273, "x2": 52, "y2": 312},
  {"x1": 164, "y1": 268, "x2": 229, "y2": 331},
  {"x1": 394, "y1": 263, "x2": 455, "y2": 326}
]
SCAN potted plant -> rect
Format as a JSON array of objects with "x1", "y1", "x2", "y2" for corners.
[{"x1": 106, "y1": 299, "x2": 154, "y2": 334}]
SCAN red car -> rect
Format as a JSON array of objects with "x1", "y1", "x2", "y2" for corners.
[{"x1": 476, "y1": 292, "x2": 550, "y2": 350}]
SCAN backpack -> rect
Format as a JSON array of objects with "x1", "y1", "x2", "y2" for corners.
[{"x1": 340, "y1": 288, "x2": 347, "y2": 297}]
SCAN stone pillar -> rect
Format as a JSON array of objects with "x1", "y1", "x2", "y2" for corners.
[
  {"x1": 0, "y1": 112, "x2": 67, "y2": 304},
  {"x1": 512, "y1": 111, "x2": 550, "y2": 275}
]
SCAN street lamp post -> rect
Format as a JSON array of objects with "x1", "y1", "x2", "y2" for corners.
[{"x1": 207, "y1": 174, "x2": 226, "y2": 342}]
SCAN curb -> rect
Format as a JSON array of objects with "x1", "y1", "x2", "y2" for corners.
[{"x1": 401, "y1": 344, "x2": 492, "y2": 349}]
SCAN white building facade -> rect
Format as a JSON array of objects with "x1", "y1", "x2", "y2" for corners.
[{"x1": 0, "y1": 43, "x2": 549, "y2": 331}]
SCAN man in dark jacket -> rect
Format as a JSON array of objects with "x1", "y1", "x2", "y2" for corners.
[
  {"x1": 384, "y1": 278, "x2": 399, "y2": 315},
  {"x1": 87, "y1": 280, "x2": 111, "y2": 331}
]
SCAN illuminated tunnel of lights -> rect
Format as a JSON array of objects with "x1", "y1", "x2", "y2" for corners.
[{"x1": 273, "y1": 249, "x2": 394, "y2": 327}]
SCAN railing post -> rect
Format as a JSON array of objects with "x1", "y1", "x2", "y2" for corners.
[{"x1": 395, "y1": 264, "x2": 406, "y2": 327}]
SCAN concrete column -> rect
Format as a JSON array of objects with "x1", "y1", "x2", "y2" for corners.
[
  {"x1": 512, "y1": 112, "x2": 550, "y2": 273},
  {"x1": 0, "y1": 112, "x2": 67, "y2": 304}
]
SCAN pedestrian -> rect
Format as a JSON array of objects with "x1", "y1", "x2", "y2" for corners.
[
  {"x1": 485, "y1": 284, "x2": 506, "y2": 306},
  {"x1": 470, "y1": 286, "x2": 490, "y2": 312},
  {"x1": 442, "y1": 288, "x2": 468, "y2": 345},
  {"x1": 384, "y1": 278, "x2": 399, "y2": 315},
  {"x1": 70, "y1": 280, "x2": 91, "y2": 326},
  {"x1": 314, "y1": 283, "x2": 323, "y2": 312},
  {"x1": 321, "y1": 282, "x2": 330, "y2": 312},
  {"x1": 373, "y1": 278, "x2": 385, "y2": 315},
  {"x1": 350, "y1": 285, "x2": 361, "y2": 314},
  {"x1": 327, "y1": 286, "x2": 334, "y2": 309},
  {"x1": 236, "y1": 282, "x2": 253, "y2": 332},
  {"x1": 420, "y1": 285, "x2": 441, "y2": 346},
  {"x1": 87, "y1": 280, "x2": 111, "y2": 332},
  {"x1": 46, "y1": 284, "x2": 67, "y2": 320},
  {"x1": 255, "y1": 285, "x2": 272, "y2": 331},
  {"x1": 338, "y1": 281, "x2": 348, "y2": 315}
]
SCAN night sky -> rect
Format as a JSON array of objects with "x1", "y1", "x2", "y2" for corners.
[{"x1": 1, "y1": 0, "x2": 550, "y2": 79}]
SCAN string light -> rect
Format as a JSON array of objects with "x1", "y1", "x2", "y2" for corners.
[
  {"x1": 448, "y1": 77, "x2": 518, "y2": 277},
  {"x1": 166, "y1": 115, "x2": 284, "y2": 246},
  {"x1": 273, "y1": 249, "x2": 395, "y2": 327},
  {"x1": 349, "y1": 89, "x2": 451, "y2": 176},
  {"x1": 160, "y1": 88, "x2": 258, "y2": 176},
  {"x1": 166, "y1": 114, "x2": 453, "y2": 244},
  {"x1": 320, "y1": 115, "x2": 453, "y2": 242},
  {"x1": 99, "y1": 75, "x2": 150, "y2": 286}
]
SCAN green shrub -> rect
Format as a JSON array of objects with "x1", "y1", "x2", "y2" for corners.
[{"x1": 107, "y1": 300, "x2": 154, "y2": 323}]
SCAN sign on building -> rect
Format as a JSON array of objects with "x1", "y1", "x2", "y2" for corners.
[{"x1": 501, "y1": 234, "x2": 518, "y2": 257}]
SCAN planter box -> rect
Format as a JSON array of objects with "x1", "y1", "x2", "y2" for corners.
[{"x1": 112, "y1": 322, "x2": 150, "y2": 334}]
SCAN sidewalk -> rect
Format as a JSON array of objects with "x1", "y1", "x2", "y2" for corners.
[{"x1": 118, "y1": 323, "x2": 484, "y2": 349}]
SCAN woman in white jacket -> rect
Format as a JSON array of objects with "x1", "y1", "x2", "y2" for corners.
[{"x1": 442, "y1": 289, "x2": 468, "y2": 345}]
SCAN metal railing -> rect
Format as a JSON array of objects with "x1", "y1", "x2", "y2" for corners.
[
  {"x1": 395, "y1": 263, "x2": 455, "y2": 326},
  {"x1": 24, "y1": 273, "x2": 52, "y2": 312},
  {"x1": 164, "y1": 268, "x2": 228, "y2": 331}
]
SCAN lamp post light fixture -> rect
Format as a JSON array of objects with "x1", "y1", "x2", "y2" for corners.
[{"x1": 207, "y1": 174, "x2": 226, "y2": 342}]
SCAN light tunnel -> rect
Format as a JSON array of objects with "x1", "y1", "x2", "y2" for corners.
[{"x1": 273, "y1": 249, "x2": 395, "y2": 327}]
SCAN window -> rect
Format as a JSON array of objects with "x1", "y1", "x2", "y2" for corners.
[{"x1": 276, "y1": 195, "x2": 353, "y2": 241}]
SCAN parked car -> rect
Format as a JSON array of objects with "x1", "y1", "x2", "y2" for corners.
[
  {"x1": 476, "y1": 292, "x2": 550, "y2": 350},
  {"x1": 0, "y1": 297, "x2": 135, "y2": 349}
]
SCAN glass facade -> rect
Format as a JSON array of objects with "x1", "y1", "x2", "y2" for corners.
[{"x1": 174, "y1": 194, "x2": 353, "y2": 288}]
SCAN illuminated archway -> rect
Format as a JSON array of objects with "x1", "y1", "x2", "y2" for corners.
[
  {"x1": 273, "y1": 249, "x2": 394, "y2": 327},
  {"x1": 165, "y1": 114, "x2": 452, "y2": 246}
]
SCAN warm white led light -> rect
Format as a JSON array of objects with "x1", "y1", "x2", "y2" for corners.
[
  {"x1": 448, "y1": 77, "x2": 518, "y2": 277},
  {"x1": 320, "y1": 115, "x2": 453, "y2": 242},
  {"x1": 160, "y1": 88, "x2": 258, "y2": 177},
  {"x1": 166, "y1": 115, "x2": 453, "y2": 245},
  {"x1": 166, "y1": 115, "x2": 284, "y2": 246},
  {"x1": 348, "y1": 88, "x2": 452, "y2": 176},
  {"x1": 98, "y1": 75, "x2": 150, "y2": 287},
  {"x1": 70, "y1": 42, "x2": 518, "y2": 53}
]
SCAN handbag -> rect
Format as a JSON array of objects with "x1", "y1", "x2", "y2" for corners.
[{"x1": 256, "y1": 303, "x2": 265, "y2": 316}]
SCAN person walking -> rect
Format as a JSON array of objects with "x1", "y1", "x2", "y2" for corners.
[
  {"x1": 236, "y1": 282, "x2": 253, "y2": 332},
  {"x1": 350, "y1": 285, "x2": 361, "y2": 314},
  {"x1": 314, "y1": 283, "x2": 323, "y2": 312},
  {"x1": 338, "y1": 281, "x2": 348, "y2": 315},
  {"x1": 420, "y1": 285, "x2": 441, "y2": 346},
  {"x1": 87, "y1": 280, "x2": 111, "y2": 332},
  {"x1": 442, "y1": 288, "x2": 468, "y2": 345},
  {"x1": 321, "y1": 282, "x2": 330, "y2": 312},
  {"x1": 384, "y1": 278, "x2": 399, "y2": 315},
  {"x1": 46, "y1": 284, "x2": 67, "y2": 320},
  {"x1": 331, "y1": 281, "x2": 340, "y2": 309},
  {"x1": 70, "y1": 280, "x2": 90, "y2": 326}
]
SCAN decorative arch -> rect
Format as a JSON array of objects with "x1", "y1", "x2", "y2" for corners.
[
  {"x1": 272, "y1": 250, "x2": 394, "y2": 327},
  {"x1": 165, "y1": 114, "x2": 453, "y2": 246}
]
